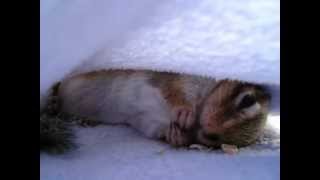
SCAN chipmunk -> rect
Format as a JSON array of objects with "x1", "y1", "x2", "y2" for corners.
[{"x1": 56, "y1": 69, "x2": 270, "y2": 148}]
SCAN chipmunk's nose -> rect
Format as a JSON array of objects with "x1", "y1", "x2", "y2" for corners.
[
  {"x1": 204, "y1": 120, "x2": 217, "y2": 131},
  {"x1": 206, "y1": 121, "x2": 213, "y2": 127},
  {"x1": 203, "y1": 117, "x2": 226, "y2": 134}
]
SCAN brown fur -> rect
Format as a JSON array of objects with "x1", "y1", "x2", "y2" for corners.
[
  {"x1": 57, "y1": 69, "x2": 270, "y2": 148},
  {"x1": 149, "y1": 72, "x2": 192, "y2": 108}
]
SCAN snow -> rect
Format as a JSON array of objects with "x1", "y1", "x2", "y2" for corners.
[
  {"x1": 40, "y1": 0, "x2": 171, "y2": 108},
  {"x1": 40, "y1": 115, "x2": 279, "y2": 180}
]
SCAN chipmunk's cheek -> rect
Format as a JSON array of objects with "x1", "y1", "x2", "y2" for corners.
[{"x1": 200, "y1": 115, "x2": 221, "y2": 134}]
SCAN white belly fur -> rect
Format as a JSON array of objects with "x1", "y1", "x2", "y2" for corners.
[{"x1": 59, "y1": 73, "x2": 171, "y2": 139}]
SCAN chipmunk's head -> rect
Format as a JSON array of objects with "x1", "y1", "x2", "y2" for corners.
[{"x1": 195, "y1": 80, "x2": 270, "y2": 148}]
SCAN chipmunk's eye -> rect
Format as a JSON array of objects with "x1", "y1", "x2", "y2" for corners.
[{"x1": 237, "y1": 94, "x2": 256, "y2": 109}]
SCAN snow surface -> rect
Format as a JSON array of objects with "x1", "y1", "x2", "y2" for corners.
[{"x1": 40, "y1": 115, "x2": 279, "y2": 180}]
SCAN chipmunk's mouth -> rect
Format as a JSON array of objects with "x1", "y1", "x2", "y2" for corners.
[
  {"x1": 195, "y1": 130, "x2": 222, "y2": 148},
  {"x1": 181, "y1": 126, "x2": 218, "y2": 148}
]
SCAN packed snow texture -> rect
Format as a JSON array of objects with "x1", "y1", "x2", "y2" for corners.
[
  {"x1": 40, "y1": 0, "x2": 171, "y2": 108},
  {"x1": 40, "y1": 115, "x2": 279, "y2": 180},
  {"x1": 40, "y1": 0, "x2": 280, "y2": 113}
]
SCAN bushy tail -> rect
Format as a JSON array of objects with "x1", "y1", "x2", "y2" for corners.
[
  {"x1": 40, "y1": 82, "x2": 76, "y2": 154},
  {"x1": 40, "y1": 114, "x2": 76, "y2": 154}
]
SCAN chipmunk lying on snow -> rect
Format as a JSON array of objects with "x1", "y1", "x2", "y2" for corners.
[{"x1": 53, "y1": 69, "x2": 270, "y2": 149}]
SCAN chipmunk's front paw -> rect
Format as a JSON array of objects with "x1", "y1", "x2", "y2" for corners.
[
  {"x1": 165, "y1": 123, "x2": 189, "y2": 147},
  {"x1": 172, "y1": 105, "x2": 195, "y2": 130}
]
